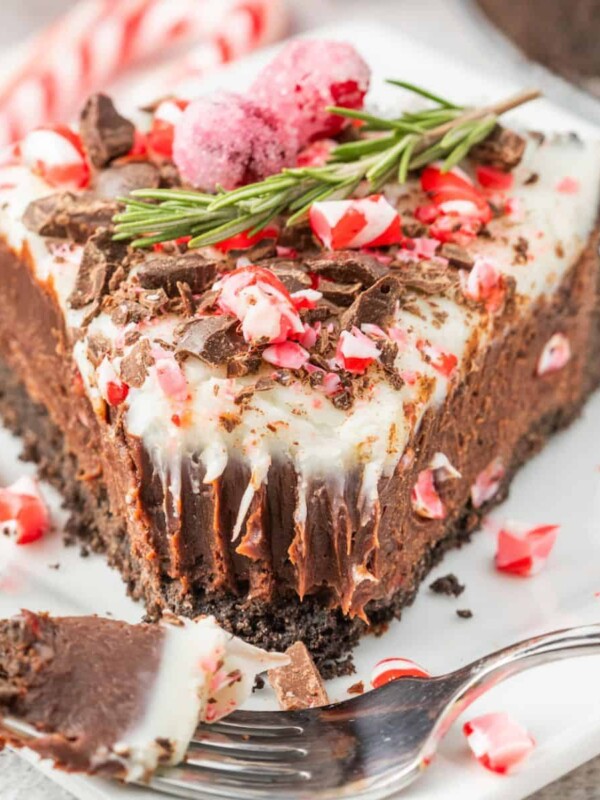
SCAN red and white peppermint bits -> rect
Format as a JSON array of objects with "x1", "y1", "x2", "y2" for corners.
[
  {"x1": 463, "y1": 712, "x2": 535, "y2": 774},
  {"x1": 417, "y1": 340, "x2": 458, "y2": 379},
  {"x1": 251, "y1": 40, "x2": 371, "y2": 146},
  {"x1": 263, "y1": 341, "x2": 309, "y2": 370},
  {"x1": 97, "y1": 357, "x2": 129, "y2": 407},
  {"x1": 476, "y1": 165, "x2": 514, "y2": 192},
  {"x1": 371, "y1": 657, "x2": 430, "y2": 690},
  {"x1": 495, "y1": 521, "x2": 559, "y2": 577},
  {"x1": 471, "y1": 457, "x2": 505, "y2": 509},
  {"x1": 460, "y1": 257, "x2": 506, "y2": 313},
  {"x1": 19, "y1": 125, "x2": 89, "y2": 189},
  {"x1": 154, "y1": 351, "x2": 189, "y2": 403},
  {"x1": 411, "y1": 468, "x2": 446, "y2": 520},
  {"x1": 421, "y1": 165, "x2": 492, "y2": 224},
  {"x1": 213, "y1": 225, "x2": 279, "y2": 254},
  {"x1": 215, "y1": 265, "x2": 304, "y2": 345},
  {"x1": 537, "y1": 333, "x2": 571, "y2": 376},
  {"x1": 173, "y1": 93, "x2": 297, "y2": 191},
  {"x1": 310, "y1": 195, "x2": 402, "y2": 251},
  {"x1": 0, "y1": 476, "x2": 50, "y2": 545},
  {"x1": 336, "y1": 327, "x2": 380, "y2": 374},
  {"x1": 147, "y1": 99, "x2": 188, "y2": 161}
]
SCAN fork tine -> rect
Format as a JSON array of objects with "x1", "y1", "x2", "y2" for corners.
[{"x1": 188, "y1": 738, "x2": 308, "y2": 761}]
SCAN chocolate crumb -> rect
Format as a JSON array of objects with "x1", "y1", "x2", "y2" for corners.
[
  {"x1": 430, "y1": 573, "x2": 465, "y2": 597},
  {"x1": 347, "y1": 680, "x2": 365, "y2": 695},
  {"x1": 439, "y1": 243, "x2": 475, "y2": 270},
  {"x1": 457, "y1": 609, "x2": 473, "y2": 619},
  {"x1": 252, "y1": 675, "x2": 265, "y2": 693},
  {"x1": 524, "y1": 172, "x2": 539, "y2": 185},
  {"x1": 80, "y1": 93, "x2": 135, "y2": 168},
  {"x1": 513, "y1": 236, "x2": 529, "y2": 265}
]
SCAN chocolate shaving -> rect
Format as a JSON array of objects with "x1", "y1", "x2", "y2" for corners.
[
  {"x1": 341, "y1": 274, "x2": 403, "y2": 330},
  {"x1": 318, "y1": 277, "x2": 363, "y2": 307},
  {"x1": 268, "y1": 642, "x2": 329, "y2": 711},
  {"x1": 396, "y1": 261, "x2": 459, "y2": 296},
  {"x1": 306, "y1": 251, "x2": 388, "y2": 287},
  {"x1": 137, "y1": 253, "x2": 218, "y2": 297},
  {"x1": 176, "y1": 316, "x2": 246, "y2": 367},
  {"x1": 226, "y1": 351, "x2": 262, "y2": 378},
  {"x1": 110, "y1": 300, "x2": 149, "y2": 326},
  {"x1": 93, "y1": 162, "x2": 160, "y2": 199},
  {"x1": 266, "y1": 262, "x2": 312, "y2": 293},
  {"x1": 120, "y1": 339, "x2": 155, "y2": 388},
  {"x1": 439, "y1": 243, "x2": 475, "y2": 270},
  {"x1": 86, "y1": 333, "x2": 111, "y2": 367},
  {"x1": 23, "y1": 193, "x2": 120, "y2": 243},
  {"x1": 80, "y1": 93, "x2": 135, "y2": 168},
  {"x1": 69, "y1": 229, "x2": 128, "y2": 310},
  {"x1": 470, "y1": 125, "x2": 526, "y2": 172}
]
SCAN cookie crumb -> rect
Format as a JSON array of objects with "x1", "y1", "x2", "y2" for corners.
[
  {"x1": 457, "y1": 609, "x2": 473, "y2": 619},
  {"x1": 430, "y1": 573, "x2": 465, "y2": 597}
]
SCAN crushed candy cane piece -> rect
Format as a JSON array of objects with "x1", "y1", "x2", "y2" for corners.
[
  {"x1": 537, "y1": 333, "x2": 571, "y2": 376},
  {"x1": 97, "y1": 358, "x2": 129, "y2": 407},
  {"x1": 414, "y1": 203, "x2": 439, "y2": 224},
  {"x1": 421, "y1": 164, "x2": 491, "y2": 224},
  {"x1": 476, "y1": 165, "x2": 514, "y2": 191},
  {"x1": 215, "y1": 265, "x2": 304, "y2": 345},
  {"x1": 291, "y1": 289, "x2": 322, "y2": 311},
  {"x1": 417, "y1": 340, "x2": 458, "y2": 378},
  {"x1": 430, "y1": 452, "x2": 461, "y2": 481},
  {"x1": 174, "y1": 93, "x2": 297, "y2": 191},
  {"x1": 495, "y1": 521, "x2": 559, "y2": 576},
  {"x1": 310, "y1": 195, "x2": 401, "y2": 250},
  {"x1": 20, "y1": 125, "x2": 89, "y2": 189},
  {"x1": 252, "y1": 40, "x2": 370, "y2": 145},
  {"x1": 146, "y1": 99, "x2": 188, "y2": 160},
  {"x1": 214, "y1": 225, "x2": 279, "y2": 254},
  {"x1": 263, "y1": 341, "x2": 309, "y2": 370},
  {"x1": 460, "y1": 257, "x2": 506, "y2": 312},
  {"x1": 463, "y1": 712, "x2": 535, "y2": 774},
  {"x1": 411, "y1": 237, "x2": 440, "y2": 259},
  {"x1": 336, "y1": 327, "x2": 379, "y2": 374},
  {"x1": 556, "y1": 176, "x2": 580, "y2": 195},
  {"x1": 154, "y1": 352, "x2": 189, "y2": 403},
  {"x1": 296, "y1": 138, "x2": 337, "y2": 167},
  {"x1": 0, "y1": 476, "x2": 50, "y2": 545},
  {"x1": 471, "y1": 457, "x2": 505, "y2": 508},
  {"x1": 371, "y1": 657, "x2": 430, "y2": 689},
  {"x1": 411, "y1": 468, "x2": 446, "y2": 520}
]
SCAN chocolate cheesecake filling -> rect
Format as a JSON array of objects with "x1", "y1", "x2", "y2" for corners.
[{"x1": 0, "y1": 222, "x2": 598, "y2": 673}]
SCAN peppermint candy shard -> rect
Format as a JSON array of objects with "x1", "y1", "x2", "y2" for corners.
[
  {"x1": 147, "y1": 99, "x2": 188, "y2": 160},
  {"x1": 335, "y1": 327, "x2": 380, "y2": 374},
  {"x1": 0, "y1": 476, "x2": 50, "y2": 545},
  {"x1": 460, "y1": 257, "x2": 506, "y2": 313},
  {"x1": 471, "y1": 457, "x2": 505, "y2": 509},
  {"x1": 411, "y1": 468, "x2": 446, "y2": 520},
  {"x1": 97, "y1": 357, "x2": 129, "y2": 407},
  {"x1": 417, "y1": 340, "x2": 458, "y2": 378},
  {"x1": 263, "y1": 341, "x2": 309, "y2": 370},
  {"x1": 20, "y1": 125, "x2": 89, "y2": 189},
  {"x1": 370, "y1": 657, "x2": 430, "y2": 690},
  {"x1": 309, "y1": 195, "x2": 401, "y2": 250},
  {"x1": 420, "y1": 164, "x2": 491, "y2": 224},
  {"x1": 495, "y1": 521, "x2": 559, "y2": 576},
  {"x1": 463, "y1": 712, "x2": 535, "y2": 774},
  {"x1": 476, "y1": 165, "x2": 514, "y2": 191},
  {"x1": 537, "y1": 333, "x2": 571, "y2": 376},
  {"x1": 430, "y1": 452, "x2": 461, "y2": 482}
]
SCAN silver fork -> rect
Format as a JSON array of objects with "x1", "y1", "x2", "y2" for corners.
[{"x1": 5, "y1": 624, "x2": 600, "y2": 799}]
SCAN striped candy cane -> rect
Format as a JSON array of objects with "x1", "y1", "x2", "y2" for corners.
[{"x1": 0, "y1": 0, "x2": 287, "y2": 147}]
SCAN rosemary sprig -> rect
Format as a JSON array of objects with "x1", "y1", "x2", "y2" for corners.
[{"x1": 113, "y1": 84, "x2": 540, "y2": 249}]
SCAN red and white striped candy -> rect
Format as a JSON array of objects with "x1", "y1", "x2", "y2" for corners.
[
  {"x1": 19, "y1": 125, "x2": 89, "y2": 189},
  {"x1": 411, "y1": 468, "x2": 446, "y2": 520},
  {"x1": 463, "y1": 712, "x2": 535, "y2": 774},
  {"x1": 0, "y1": 0, "x2": 287, "y2": 148},
  {"x1": 310, "y1": 195, "x2": 402, "y2": 251},
  {"x1": 471, "y1": 457, "x2": 505, "y2": 509},
  {"x1": 460, "y1": 257, "x2": 505, "y2": 313},
  {"x1": 495, "y1": 521, "x2": 559, "y2": 576},
  {"x1": 215, "y1": 265, "x2": 304, "y2": 346},
  {"x1": 146, "y1": 98, "x2": 188, "y2": 160},
  {"x1": 154, "y1": 350, "x2": 189, "y2": 403},
  {"x1": 476, "y1": 165, "x2": 514, "y2": 191},
  {"x1": 537, "y1": 333, "x2": 571, "y2": 376},
  {"x1": 262, "y1": 341, "x2": 309, "y2": 370},
  {"x1": 371, "y1": 657, "x2": 430, "y2": 689},
  {"x1": 417, "y1": 340, "x2": 458, "y2": 379},
  {"x1": 421, "y1": 164, "x2": 492, "y2": 224},
  {"x1": 97, "y1": 357, "x2": 129, "y2": 407},
  {"x1": 0, "y1": 476, "x2": 50, "y2": 545},
  {"x1": 336, "y1": 327, "x2": 380, "y2": 374}
]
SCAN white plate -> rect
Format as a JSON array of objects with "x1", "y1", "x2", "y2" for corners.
[{"x1": 2, "y1": 20, "x2": 600, "y2": 800}]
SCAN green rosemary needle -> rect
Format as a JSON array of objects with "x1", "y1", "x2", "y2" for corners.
[{"x1": 113, "y1": 84, "x2": 540, "y2": 249}]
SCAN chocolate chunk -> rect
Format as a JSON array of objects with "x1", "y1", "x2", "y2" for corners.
[
  {"x1": 93, "y1": 162, "x2": 160, "y2": 199},
  {"x1": 318, "y1": 277, "x2": 362, "y2": 307},
  {"x1": 397, "y1": 261, "x2": 458, "y2": 295},
  {"x1": 80, "y1": 94, "x2": 135, "y2": 168},
  {"x1": 176, "y1": 316, "x2": 246, "y2": 366},
  {"x1": 23, "y1": 193, "x2": 120, "y2": 243},
  {"x1": 227, "y1": 238, "x2": 277, "y2": 262},
  {"x1": 457, "y1": 609, "x2": 473, "y2": 619},
  {"x1": 439, "y1": 243, "x2": 474, "y2": 270},
  {"x1": 120, "y1": 339, "x2": 155, "y2": 388},
  {"x1": 268, "y1": 642, "x2": 329, "y2": 711},
  {"x1": 302, "y1": 298, "x2": 341, "y2": 323},
  {"x1": 306, "y1": 251, "x2": 388, "y2": 287},
  {"x1": 341, "y1": 274, "x2": 403, "y2": 330},
  {"x1": 226, "y1": 350, "x2": 262, "y2": 378},
  {"x1": 69, "y1": 229, "x2": 127, "y2": 309},
  {"x1": 379, "y1": 339, "x2": 399, "y2": 369},
  {"x1": 470, "y1": 125, "x2": 526, "y2": 171},
  {"x1": 111, "y1": 300, "x2": 148, "y2": 326},
  {"x1": 137, "y1": 253, "x2": 218, "y2": 297},
  {"x1": 86, "y1": 333, "x2": 111, "y2": 367},
  {"x1": 430, "y1": 573, "x2": 465, "y2": 597},
  {"x1": 265, "y1": 262, "x2": 312, "y2": 293}
]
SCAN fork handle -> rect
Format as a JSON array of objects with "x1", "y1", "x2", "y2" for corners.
[{"x1": 452, "y1": 623, "x2": 600, "y2": 711}]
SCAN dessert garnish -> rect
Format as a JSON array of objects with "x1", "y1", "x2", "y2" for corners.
[
  {"x1": 267, "y1": 641, "x2": 329, "y2": 710},
  {"x1": 370, "y1": 657, "x2": 430, "y2": 689},
  {"x1": 113, "y1": 83, "x2": 540, "y2": 249},
  {"x1": 494, "y1": 521, "x2": 559, "y2": 576},
  {"x1": 463, "y1": 712, "x2": 535, "y2": 774},
  {"x1": 0, "y1": 477, "x2": 50, "y2": 545}
]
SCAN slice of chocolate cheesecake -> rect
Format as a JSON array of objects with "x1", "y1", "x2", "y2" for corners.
[
  {"x1": 0, "y1": 611, "x2": 286, "y2": 780},
  {"x1": 0, "y1": 69, "x2": 598, "y2": 676}
]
